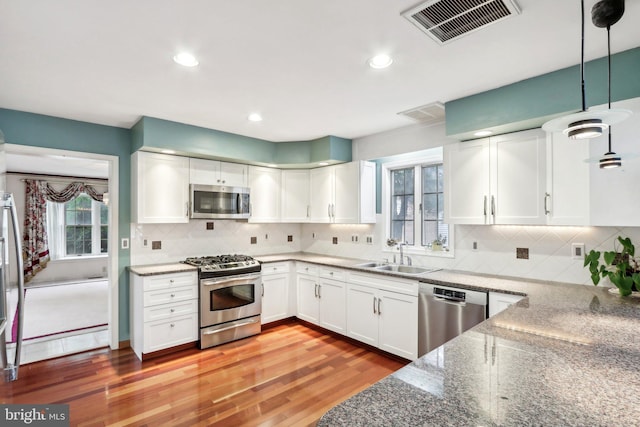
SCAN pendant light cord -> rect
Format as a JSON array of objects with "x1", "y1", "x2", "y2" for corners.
[
  {"x1": 580, "y1": 0, "x2": 586, "y2": 112},
  {"x1": 607, "y1": 23, "x2": 613, "y2": 152}
]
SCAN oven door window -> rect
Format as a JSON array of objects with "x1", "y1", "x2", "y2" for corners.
[{"x1": 210, "y1": 284, "x2": 255, "y2": 311}]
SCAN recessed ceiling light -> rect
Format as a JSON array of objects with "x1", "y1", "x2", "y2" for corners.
[
  {"x1": 173, "y1": 52, "x2": 199, "y2": 67},
  {"x1": 474, "y1": 130, "x2": 493, "y2": 137},
  {"x1": 248, "y1": 113, "x2": 263, "y2": 122},
  {"x1": 368, "y1": 54, "x2": 393, "y2": 69}
]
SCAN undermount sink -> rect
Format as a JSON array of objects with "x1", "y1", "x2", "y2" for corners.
[
  {"x1": 374, "y1": 265, "x2": 435, "y2": 275},
  {"x1": 354, "y1": 261, "x2": 388, "y2": 268}
]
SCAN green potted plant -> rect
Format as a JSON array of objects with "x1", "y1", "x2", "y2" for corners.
[{"x1": 584, "y1": 236, "x2": 640, "y2": 296}]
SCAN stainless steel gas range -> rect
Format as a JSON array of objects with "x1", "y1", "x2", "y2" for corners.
[{"x1": 183, "y1": 255, "x2": 262, "y2": 349}]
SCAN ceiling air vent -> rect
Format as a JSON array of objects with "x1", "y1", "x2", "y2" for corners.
[
  {"x1": 402, "y1": 0, "x2": 521, "y2": 45},
  {"x1": 398, "y1": 102, "x2": 445, "y2": 124}
]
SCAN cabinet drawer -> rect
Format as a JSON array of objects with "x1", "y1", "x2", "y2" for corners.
[
  {"x1": 143, "y1": 299, "x2": 198, "y2": 322},
  {"x1": 143, "y1": 314, "x2": 198, "y2": 354},
  {"x1": 296, "y1": 263, "x2": 318, "y2": 275},
  {"x1": 319, "y1": 267, "x2": 346, "y2": 281},
  {"x1": 262, "y1": 262, "x2": 290, "y2": 275},
  {"x1": 349, "y1": 271, "x2": 418, "y2": 296},
  {"x1": 142, "y1": 271, "x2": 197, "y2": 292},
  {"x1": 143, "y1": 286, "x2": 197, "y2": 307}
]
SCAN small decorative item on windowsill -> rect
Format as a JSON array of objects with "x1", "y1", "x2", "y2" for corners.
[
  {"x1": 430, "y1": 235, "x2": 447, "y2": 252},
  {"x1": 584, "y1": 236, "x2": 640, "y2": 297}
]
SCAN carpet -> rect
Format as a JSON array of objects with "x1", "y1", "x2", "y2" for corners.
[{"x1": 11, "y1": 280, "x2": 108, "y2": 342}]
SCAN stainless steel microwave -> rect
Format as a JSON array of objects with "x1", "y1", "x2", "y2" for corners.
[{"x1": 190, "y1": 184, "x2": 250, "y2": 219}]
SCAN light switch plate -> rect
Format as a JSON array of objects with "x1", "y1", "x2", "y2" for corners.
[{"x1": 121, "y1": 238, "x2": 129, "y2": 249}]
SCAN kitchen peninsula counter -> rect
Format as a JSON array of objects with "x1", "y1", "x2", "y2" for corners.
[{"x1": 317, "y1": 268, "x2": 640, "y2": 426}]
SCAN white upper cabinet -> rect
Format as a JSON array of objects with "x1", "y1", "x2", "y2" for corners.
[
  {"x1": 189, "y1": 158, "x2": 248, "y2": 188},
  {"x1": 445, "y1": 129, "x2": 547, "y2": 225},
  {"x1": 309, "y1": 161, "x2": 376, "y2": 224},
  {"x1": 248, "y1": 166, "x2": 281, "y2": 223},
  {"x1": 281, "y1": 169, "x2": 310, "y2": 222},
  {"x1": 546, "y1": 131, "x2": 590, "y2": 226},
  {"x1": 132, "y1": 151, "x2": 190, "y2": 224}
]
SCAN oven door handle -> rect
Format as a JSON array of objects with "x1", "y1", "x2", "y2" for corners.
[
  {"x1": 201, "y1": 273, "x2": 262, "y2": 287},
  {"x1": 202, "y1": 318, "x2": 259, "y2": 335}
]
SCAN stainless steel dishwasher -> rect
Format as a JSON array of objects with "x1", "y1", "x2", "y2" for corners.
[{"x1": 418, "y1": 282, "x2": 488, "y2": 357}]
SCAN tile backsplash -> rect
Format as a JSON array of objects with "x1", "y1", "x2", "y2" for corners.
[{"x1": 130, "y1": 217, "x2": 640, "y2": 287}]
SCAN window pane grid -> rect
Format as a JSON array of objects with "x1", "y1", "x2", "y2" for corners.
[
  {"x1": 390, "y1": 168, "x2": 414, "y2": 245},
  {"x1": 421, "y1": 165, "x2": 448, "y2": 247},
  {"x1": 63, "y1": 193, "x2": 109, "y2": 256}
]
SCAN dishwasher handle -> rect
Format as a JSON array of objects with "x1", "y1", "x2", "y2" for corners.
[{"x1": 433, "y1": 286, "x2": 466, "y2": 303}]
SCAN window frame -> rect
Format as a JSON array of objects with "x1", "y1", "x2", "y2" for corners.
[{"x1": 381, "y1": 148, "x2": 454, "y2": 258}]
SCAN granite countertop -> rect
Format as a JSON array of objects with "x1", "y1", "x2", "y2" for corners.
[
  {"x1": 129, "y1": 253, "x2": 640, "y2": 424},
  {"x1": 318, "y1": 269, "x2": 640, "y2": 426},
  {"x1": 128, "y1": 262, "x2": 197, "y2": 276}
]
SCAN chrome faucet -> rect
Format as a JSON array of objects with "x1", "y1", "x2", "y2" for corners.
[{"x1": 398, "y1": 242, "x2": 407, "y2": 265}]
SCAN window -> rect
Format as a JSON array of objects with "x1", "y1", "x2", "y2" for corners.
[
  {"x1": 47, "y1": 193, "x2": 108, "y2": 258},
  {"x1": 387, "y1": 157, "x2": 450, "y2": 252}
]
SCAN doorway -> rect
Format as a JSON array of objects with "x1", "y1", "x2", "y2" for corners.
[{"x1": 5, "y1": 144, "x2": 119, "y2": 362}]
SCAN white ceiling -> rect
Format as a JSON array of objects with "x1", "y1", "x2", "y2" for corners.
[{"x1": 0, "y1": 0, "x2": 638, "y2": 142}]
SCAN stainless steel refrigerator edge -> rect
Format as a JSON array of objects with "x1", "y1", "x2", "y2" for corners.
[{"x1": 0, "y1": 129, "x2": 26, "y2": 382}]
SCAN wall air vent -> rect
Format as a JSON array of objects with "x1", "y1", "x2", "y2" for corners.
[
  {"x1": 402, "y1": 0, "x2": 521, "y2": 45},
  {"x1": 398, "y1": 102, "x2": 445, "y2": 124}
]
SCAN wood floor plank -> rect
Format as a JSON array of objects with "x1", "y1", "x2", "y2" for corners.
[{"x1": 1, "y1": 320, "x2": 406, "y2": 426}]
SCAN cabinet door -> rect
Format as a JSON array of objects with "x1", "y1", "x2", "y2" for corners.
[
  {"x1": 296, "y1": 275, "x2": 319, "y2": 324},
  {"x1": 333, "y1": 162, "x2": 360, "y2": 224},
  {"x1": 359, "y1": 161, "x2": 377, "y2": 223},
  {"x1": 261, "y1": 273, "x2": 289, "y2": 324},
  {"x1": 547, "y1": 132, "x2": 590, "y2": 225},
  {"x1": 220, "y1": 162, "x2": 248, "y2": 187},
  {"x1": 281, "y1": 170, "x2": 310, "y2": 222},
  {"x1": 189, "y1": 158, "x2": 220, "y2": 185},
  {"x1": 346, "y1": 284, "x2": 378, "y2": 347},
  {"x1": 378, "y1": 290, "x2": 418, "y2": 360},
  {"x1": 318, "y1": 278, "x2": 346, "y2": 334},
  {"x1": 493, "y1": 129, "x2": 547, "y2": 225},
  {"x1": 248, "y1": 166, "x2": 281, "y2": 223},
  {"x1": 444, "y1": 140, "x2": 491, "y2": 224},
  {"x1": 309, "y1": 167, "x2": 334, "y2": 223},
  {"x1": 133, "y1": 151, "x2": 189, "y2": 223},
  {"x1": 488, "y1": 292, "x2": 524, "y2": 318}
]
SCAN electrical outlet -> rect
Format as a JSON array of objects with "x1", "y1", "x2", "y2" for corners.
[
  {"x1": 472, "y1": 241, "x2": 478, "y2": 251},
  {"x1": 312, "y1": 232, "x2": 316, "y2": 239},
  {"x1": 265, "y1": 234, "x2": 268, "y2": 240},
  {"x1": 351, "y1": 234, "x2": 359, "y2": 243},
  {"x1": 121, "y1": 238, "x2": 129, "y2": 249},
  {"x1": 365, "y1": 235, "x2": 373, "y2": 244},
  {"x1": 143, "y1": 239, "x2": 148, "y2": 247},
  {"x1": 516, "y1": 247, "x2": 529, "y2": 259},
  {"x1": 572, "y1": 243, "x2": 585, "y2": 259},
  {"x1": 332, "y1": 237, "x2": 338, "y2": 244}
]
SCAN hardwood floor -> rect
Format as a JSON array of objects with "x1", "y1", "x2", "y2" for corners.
[{"x1": 1, "y1": 320, "x2": 406, "y2": 426}]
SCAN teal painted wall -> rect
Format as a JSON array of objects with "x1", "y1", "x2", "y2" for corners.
[
  {"x1": 0, "y1": 108, "x2": 132, "y2": 341},
  {"x1": 446, "y1": 47, "x2": 640, "y2": 139},
  {"x1": 134, "y1": 116, "x2": 352, "y2": 165}
]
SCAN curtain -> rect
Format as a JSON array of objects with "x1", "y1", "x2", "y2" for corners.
[
  {"x1": 22, "y1": 180, "x2": 105, "y2": 281},
  {"x1": 23, "y1": 181, "x2": 50, "y2": 282}
]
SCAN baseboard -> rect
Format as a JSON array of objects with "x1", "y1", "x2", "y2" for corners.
[{"x1": 118, "y1": 340, "x2": 130, "y2": 350}]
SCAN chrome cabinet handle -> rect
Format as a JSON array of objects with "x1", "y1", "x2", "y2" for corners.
[
  {"x1": 328, "y1": 204, "x2": 331, "y2": 218},
  {"x1": 377, "y1": 298, "x2": 381, "y2": 315},
  {"x1": 186, "y1": 202, "x2": 189, "y2": 217},
  {"x1": 373, "y1": 297, "x2": 377, "y2": 314},
  {"x1": 314, "y1": 284, "x2": 318, "y2": 298},
  {"x1": 170, "y1": 293, "x2": 175, "y2": 298},
  {"x1": 170, "y1": 308, "x2": 175, "y2": 313},
  {"x1": 317, "y1": 284, "x2": 321, "y2": 298},
  {"x1": 307, "y1": 205, "x2": 310, "y2": 218},
  {"x1": 544, "y1": 192, "x2": 551, "y2": 215},
  {"x1": 483, "y1": 195, "x2": 487, "y2": 217},
  {"x1": 170, "y1": 323, "x2": 175, "y2": 328},
  {"x1": 491, "y1": 195, "x2": 496, "y2": 218},
  {"x1": 170, "y1": 279, "x2": 174, "y2": 283}
]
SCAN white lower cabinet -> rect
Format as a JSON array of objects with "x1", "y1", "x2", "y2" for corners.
[
  {"x1": 130, "y1": 271, "x2": 199, "y2": 360},
  {"x1": 261, "y1": 262, "x2": 291, "y2": 324},
  {"x1": 296, "y1": 264, "x2": 346, "y2": 334},
  {"x1": 347, "y1": 276, "x2": 418, "y2": 360},
  {"x1": 488, "y1": 292, "x2": 525, "y2": 317}
]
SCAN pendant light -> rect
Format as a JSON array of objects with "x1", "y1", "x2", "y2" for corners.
[
  {"x1": 542, "y1": 0, "x2": 630, "y2": 138},
  {"x1": 594, "y1": 0, "x2": 625, "y2": 169}
]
